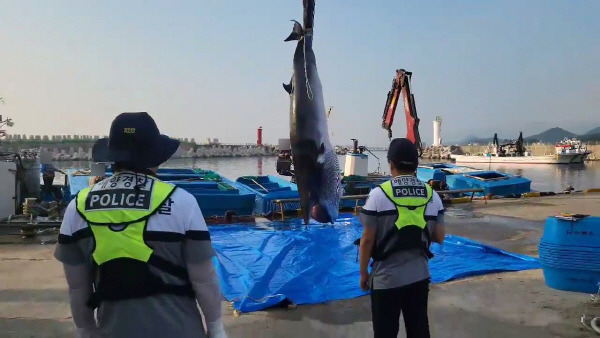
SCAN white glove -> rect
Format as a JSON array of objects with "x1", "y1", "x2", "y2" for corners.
[{"x1": 207, "y1": 319, "x2": 228, "y2": 338}]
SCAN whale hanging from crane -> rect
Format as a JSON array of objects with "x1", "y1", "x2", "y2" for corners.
[{"x1": 283, "y1": 0, "x2": 341, "y2": 225}]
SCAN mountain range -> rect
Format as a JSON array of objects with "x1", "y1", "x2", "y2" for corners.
[
  {"x1": 458, "y1": 127, "x2": 600, "y2": 145},
  {"x1": 586, "y1": 127, "x2": 600, "y2": 135}
]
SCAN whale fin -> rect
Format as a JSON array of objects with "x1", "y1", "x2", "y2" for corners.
[
  {"x1": 284, "y1": 20, "x2": 304, "y2": 41},
  {"x1": 283, "y1": 79, "x2": 293, "y2": 94}
]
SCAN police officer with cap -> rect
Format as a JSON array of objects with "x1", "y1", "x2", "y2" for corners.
[
  {"x1": 359, "y1": 138, "x2": 445, "y2": 338},
  {"x1": 54, "y1": 112, "x2": 227, "y2": 338}
]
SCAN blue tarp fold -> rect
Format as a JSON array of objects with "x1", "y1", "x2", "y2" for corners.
[{"x1": 210, "y1": 216, "x2": 540, "y2": 313}]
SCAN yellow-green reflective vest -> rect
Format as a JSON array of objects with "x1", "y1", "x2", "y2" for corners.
[
  {"x1": 75, "y1": 175, "x2": 193, "y2": 308},
  {"x1": 372, "y1": 178, "x2": 433, "y2": 261}
]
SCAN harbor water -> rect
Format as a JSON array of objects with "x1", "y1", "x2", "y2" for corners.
[{"x1": 55, "y1": 151, "x2": 600, "y2": 193}]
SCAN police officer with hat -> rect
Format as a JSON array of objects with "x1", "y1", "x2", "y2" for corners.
[
  {"x1": 55, "y1": 112, "x2": 227, "y2": 338},
  {"x1": 359, "y1": 138, "x2": 445, "y2": 338}
]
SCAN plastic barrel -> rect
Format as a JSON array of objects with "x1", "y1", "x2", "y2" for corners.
[
  {"x1": 541, "y1": 265, "x2": 600, "y2": 294},
  {"x1": 539, "y1": 216, "x2": 600, "y2": 293},
  {"x1": 541, "y1": 216, "x2": 599, "y2": 247}
]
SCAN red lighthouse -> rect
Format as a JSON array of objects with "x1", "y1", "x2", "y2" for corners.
[{"x1": 257, "y1": 126, "x2": 263, "y2": 146}]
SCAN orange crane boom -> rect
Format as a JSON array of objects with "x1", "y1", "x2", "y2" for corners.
[{"x1": 381, "y1": 69, "x2": 423, "y2": 155}]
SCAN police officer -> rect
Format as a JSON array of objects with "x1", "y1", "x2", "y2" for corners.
[
  {"x1": 54, "y1": 112, "x2": 227, "y2": 338},
  {"x1": 359, "y1": 138, "x2": 445, "y2": 338}
]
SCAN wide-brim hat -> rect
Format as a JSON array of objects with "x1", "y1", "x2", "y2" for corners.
[{"x1": 92, "y1": 112, "x2": 180, "y2": 169}]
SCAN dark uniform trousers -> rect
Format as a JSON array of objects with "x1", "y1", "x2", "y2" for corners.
[{"x1": 370, "y1": 278, "x2": 431, "y2": 338}]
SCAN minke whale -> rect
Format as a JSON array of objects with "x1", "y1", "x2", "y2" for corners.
[{"x1": 283, "y1": 0, "x2": 342, "y2": 225}]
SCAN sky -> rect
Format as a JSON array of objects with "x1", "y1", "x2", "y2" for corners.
[{"x1": 0, "y1": 0, "x2": 598, "y2": 147}]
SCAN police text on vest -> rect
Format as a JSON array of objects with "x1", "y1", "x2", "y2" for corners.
[
  {"x1": 392, "y1": 186, "x2": 427, "y2": 198},
  {"x1": 85, "y1": 189, "x2": 152, "y2": 211}
]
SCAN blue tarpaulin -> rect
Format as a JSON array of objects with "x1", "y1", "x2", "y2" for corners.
[{"x1": 210, "y1": 216, "x2": 540, "y2": 313}]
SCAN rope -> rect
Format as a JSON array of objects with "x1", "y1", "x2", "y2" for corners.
[
  {"x1": 250, "y1": 178, "x2": 269, "y2": 192},
  {"x1": 303, "y1": 35, "x2": 313, "y2": 101}
]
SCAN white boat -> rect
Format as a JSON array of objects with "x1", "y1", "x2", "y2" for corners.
[
  {"x1": 451, "y1": 137, "x2": 590, "y2": 164},
  {"x1": 553, "y1": 138, "x2": 591, "y2": 163},
  {"x1": 451, "y1": 153, "x2": 581, "y2": 164}
]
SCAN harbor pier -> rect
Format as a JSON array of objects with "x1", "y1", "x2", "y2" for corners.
[{"x1": 1, "y1": 193, "x2": 599, "y2": 337}]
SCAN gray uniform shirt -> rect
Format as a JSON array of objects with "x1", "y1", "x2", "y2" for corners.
[
  {"x1": 359, "y1": 175, "x2": 444, "y2": 290},
  {"x1": 54, "y1": 173, "x2": 221, "y2": 338}
]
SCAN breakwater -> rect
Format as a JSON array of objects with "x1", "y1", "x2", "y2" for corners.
[
  {"x1": 0, "y1": 136, "x2": 277, "y2": 160},
  {"x1": 421, "y1": 146, "x2": 460, "y2": 160},
  {"x1": 2, "y1": 136, "x2": 598, "y2": 161}
]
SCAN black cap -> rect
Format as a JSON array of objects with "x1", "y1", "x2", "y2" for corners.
[
  {"x1": 387, "y1": 138, "x2": 419, "y2": 171},
  {"x1": 92, "y1": 112, "x2": 180, "y2": 169}
]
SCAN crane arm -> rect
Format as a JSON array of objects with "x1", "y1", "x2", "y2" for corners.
[{"x1": 381, "y1": 69, "x2": 422, "y2": 155}]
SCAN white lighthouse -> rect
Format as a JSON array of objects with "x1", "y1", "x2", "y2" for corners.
[{"x1": 433, "y1": 116, "x2": 442, "y2": 147}]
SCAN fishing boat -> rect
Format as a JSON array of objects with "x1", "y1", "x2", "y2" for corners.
[
  {"x1": 235, "y1": 173, "x2": 391, "y2": 216},
  {"x1": 340, "y1": 173, "x2": 390, "y2": 209},
  {"x1": 235, "y1": 175, "x2": 299, "y2": 216},
  {"x1": 172, "y1": 169, "x2": 256, "y2": 218},
  {"x1": 338, "y1": 139, "x2": 391, "y2": 208},
  {"x1": 553, "y1": 138, "x2": 591, "y2": 163},
  {"x1": 446, "y1": 170, "x2": 532, "y2": 197},
  {"x1": 451, "y1": 153, "x2": 586, "y2": 165},
  {"x1": 65, "y1": 169, "x2": 93, "y2": 201},
  {"x1": 417, "y1": 163, "x2": 532, "y2": 197},
  {"x1": 451, "y1": 133, "x2": 590, "y2": 164},
  {"x1": 65, "y1": 168, "x2": 256, "y2": 218},
  {"x1": 416, "y1": 163, "x2": 478, "y2": 183}
]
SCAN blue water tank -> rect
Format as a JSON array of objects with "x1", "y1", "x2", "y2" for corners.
[{"x1": 539, "y1": 216, "x2": 600, "y2": 293}]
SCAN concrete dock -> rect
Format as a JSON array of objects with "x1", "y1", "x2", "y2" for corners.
[{"x1": 1, "y1": 194, "x2": 599, "y2": 337}]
